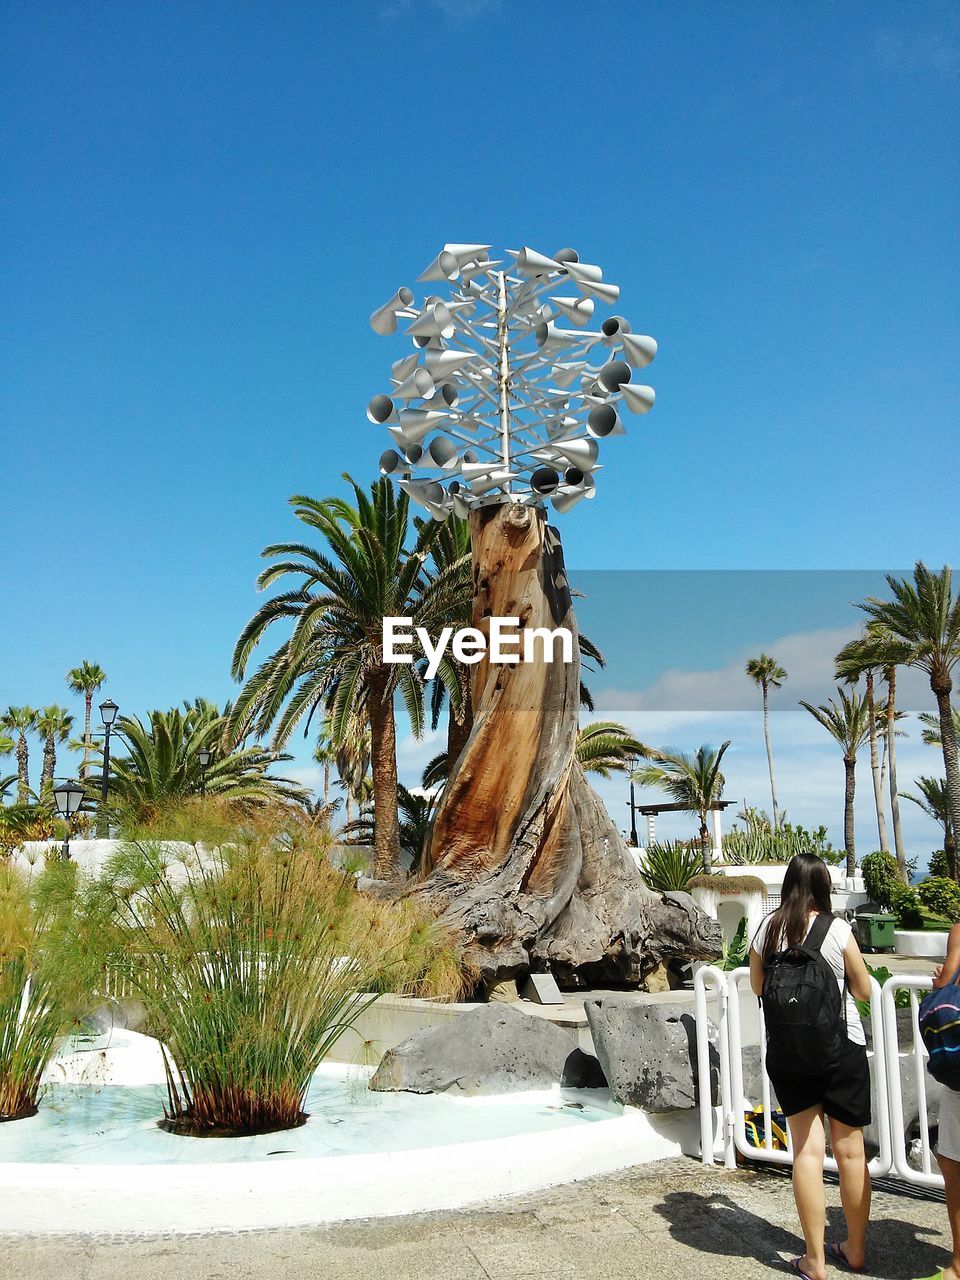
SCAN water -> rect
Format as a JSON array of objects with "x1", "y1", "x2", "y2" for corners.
[{"x1": 0, "y1": 1066, "x2": 618, "y2": 1165}]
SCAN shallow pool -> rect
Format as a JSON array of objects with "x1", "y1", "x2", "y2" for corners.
[{"x1": 0, "y1": 1066, "x2": 618, "y2": 1165}]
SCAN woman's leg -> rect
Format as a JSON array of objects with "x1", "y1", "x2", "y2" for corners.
[
  {"x1": 935, "y1": 1153, "x2": 960, "y2": 1280},
  {"x1": 829, "y1": 1117, "x2": 870, "y2": 1269},
  {"x1": 787, "y1": 1106, "x2": 827, "y2": 1280}
]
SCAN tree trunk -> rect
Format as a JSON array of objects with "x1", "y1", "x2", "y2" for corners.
[
  {"x1": 699, "y1": 818, "x2": 712, "y2": 874},
  {"x1": 323, "y1": 764, "x2": 330, "y2": 807},
  {"x1": 446, "y1": 682, "x2": 473, "y2": 777},
  {"x1": 368, "y1": 667, "x2": 401, "y2": 882},
  {"x1": 16, "y1": 733, "x2": 29, "y2": 804},
  {"x1": 761, "y1": 683, "x2": 780, "y2": 828},
  {"x1": 865, "y1": 672, "x2": 889, "y2": 853},
  {"x1": 407, "y1": 504, "x2": 722, "y2": 989},
  {"x1": 933, "y1": 676, "x2": 960, "y2": 883},
  {"x1": 885, "y1": 666, "x2": 907, "y2": 881},
  {"x1": 41, "y1": 736, "x2": 56, "y2": 795},
  {"x1": 82, "y1": 693, "x2": 93, "y2": 781},
  {"x1": 843, "y1": 754, "x2": 857, "y2": 878}
]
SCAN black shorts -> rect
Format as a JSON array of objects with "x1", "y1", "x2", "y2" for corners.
[{"x1": 767, "y1": 1039, "x2": 872, "y2": 1129}]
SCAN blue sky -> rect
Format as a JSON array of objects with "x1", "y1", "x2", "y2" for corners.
[{"x1": 2, "y1": 2, "x2": 958, "y2": 855}]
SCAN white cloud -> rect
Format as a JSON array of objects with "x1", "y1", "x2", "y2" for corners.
[{"x1": 596, "y1": 623, "x2": 931, "y2": 714}]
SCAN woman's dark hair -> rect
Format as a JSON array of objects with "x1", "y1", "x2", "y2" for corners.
[{"x1": 761, "y1": 852, "x2": 834, "y2": 962}]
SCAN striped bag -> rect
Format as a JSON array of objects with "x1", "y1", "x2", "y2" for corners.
[{"x1": 919, "y1": 972, "x2": 960, "y2": 1090}]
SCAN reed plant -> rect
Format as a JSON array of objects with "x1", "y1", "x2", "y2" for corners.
[
  {"x1": 0, "y1": 858, "x2": 104, "y2": 1120},
  {"x1": 101, "y1": 806, "x2": 473, "y2": 1135}
]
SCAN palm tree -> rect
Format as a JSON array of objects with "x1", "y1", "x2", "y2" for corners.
[
  {"x1": 0, "y1": 734, "x2": 15, "y2": 804},
  {"x1": 229, "y1": 477, "x2": 470, "y2": 881},
  {"x1": 66, "y1": 661, "x2": 106, "y2": 780},
  {"x1": 92, "y1": 699, "x2": 308, "y2": 823},
  {"x1": 860, "y1": 563, "x2": 960, "y2": 878},
  {"x1": 836, "y1": 633, "x2": 890, "y2": 859},
  {"x1": 0, "y1": 707, "x2": 38, "y2": 804},
  {"x1": 920, "y1": 707, "x2": 960, "y2": 749},
  {"x1": 575, "y1": 722, "x2": 650, "y2": 777},
  {"x1": 633, "y1": 741, "x2": 731, "y2": 873},
  {"x1": 342, "y1": 782, "x2": 439, "y2": 876},
  {"x1": 745, "y1": 655, "x2": 787, "y2": 829},
  {"x1": 313, "y1": 721, "x2": 338, "y2": 809},
  {"x1": 902, "y1": 776, "x2": 955, "y2": 874},
  {"x1": 35, "y1": 705, "x2": 74, "y2": 795},
  {"x1": 800, "y1": 688, "x2": 870, "y2": 877}
]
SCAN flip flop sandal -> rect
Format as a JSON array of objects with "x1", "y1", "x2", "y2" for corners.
[
  {"x1": 827, "y1": 1242, "x2": 866, "y2": 1273},
  {"x1": 789, "y1": 1259, "x2": 817, "y2": 1280}
]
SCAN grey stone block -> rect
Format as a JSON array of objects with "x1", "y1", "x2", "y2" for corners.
[
  {"x1": 584, "y1": 998, "x2": 718, "y2": 1112},
  {"x1": 368, "y1": 1002, "x2": 604, "y2": 1096}
]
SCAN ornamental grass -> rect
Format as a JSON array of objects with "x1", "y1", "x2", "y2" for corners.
[
  {"x1": 102, "y1": 806, "x2": 472, "y2": 1136},
  {"x1": 0, "y1": 858, "x2": 104, "y2": 1121}
]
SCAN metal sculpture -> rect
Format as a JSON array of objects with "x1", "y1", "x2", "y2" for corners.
[
  {"x1": 368, "y1": 245, "x2": 657, "y2": 519},
  {"x1": 363, "y1": 245, "x2": 719, "y2": 990}
]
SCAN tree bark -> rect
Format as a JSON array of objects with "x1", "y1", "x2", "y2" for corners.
[
  {"x1": 445, "y1": 682, "x2": 473, "y2": 777},
  {"x1": 41, "y1": 736, "x2": 55, "y2": 795},
  {"x1": 368, "y1": 668, "x2": 401, "y2": 882},
  {"x1": 761, "y1": 683, "x2": 780, "y2": 828},
  {"x1": 843, "y1": 754, "x2": 857, "y2": 878},
  {"x1": 82, "y1": 693, "x2": 93, "y2": 781},
  {"x1": 865, "y1": 672, "x2": 889, "y2": 854},
  {"x1": 16, "y1": 733, "x2": 29, "y2": 804},
  {"x1": 933, "y1": 675, "x2": 960, "y2": 883},
  {"x1": 885, "y1": 666, "x2": 907, "y2": 881},
  {"x1": 408, "y1": 504, "x2": 722, "y2": 989}
]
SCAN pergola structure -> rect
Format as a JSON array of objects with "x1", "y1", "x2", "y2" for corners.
[{"x1": 635, "y1": 800, "x2": 737, "y2": 856}]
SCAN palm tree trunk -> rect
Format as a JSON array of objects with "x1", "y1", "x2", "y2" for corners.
[
  {"x1": 323, "y1": 764, "x2": 330, "y2": 806},
  {"x1": 865, "y1": 672, "x2": 889, "y2": 853},
  {"x1": 82, "y1": 693, "x2": 93, "y2": 781},
  {"x1": 368, "y1": 668, "x2": 401, "y2": 882},
  {"x1": 41, "y1": 736, "x2": 55, "y2": 795},
  {"x1": 700, "y1": 816, "x2": 712, "y2": 874},
  {"x1": 761, "y1": 683, "x2": 780, "y2": 828},
  {"x1": 885, "y1": 666, "x2": 907, "y2": 881},
  {"x1": 933, "y1": 677, "x2": 960, "y2": 883},
  {"x1": 16, "y1": 733, "x2": 29, "y2": 804},
  {"x1": 843, "y1": 755, "x2": 857, "y2": 878}
]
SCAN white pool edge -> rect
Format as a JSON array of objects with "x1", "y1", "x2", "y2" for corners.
[{"x1": 0, "y1": 1107, "x2": 695, "y2": 1235}]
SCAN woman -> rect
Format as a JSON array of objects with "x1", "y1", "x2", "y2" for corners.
[
  {"x1": 749, "y1": 852, "x2": 873, "y2": 1280},
  {"x1": 926, "y1": 921, "x2": 960, "y2": 1280}
]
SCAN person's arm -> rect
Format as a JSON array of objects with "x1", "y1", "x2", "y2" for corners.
[
  {"x1": 933, "y1": 922, "x2": 960, "y2": 988},
  {"x1": 749, "y1": 941, "x2": 765, "y2": 997},
  {"x1": 843, "y1": 931, "x2": 872, "y2": 1004}
]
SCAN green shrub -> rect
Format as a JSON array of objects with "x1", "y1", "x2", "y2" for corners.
[
  {"x1": 918, "y1": 876, "x2": 960, "y2": 924},
  {"x1": 0, "y1": 859, "x2": 107, "y2": 1120},
  {"x1": 888, "y1": 882, "x2": 923, "y2": 929},
  {"x1": 861, "y1": 850, "x2": 902, "y2": 910},
  {"x1": 639, "y1": 841, "x2": 702, "y2": 892},
  {"x1": 99, "y1": 808, "x2": 473, "y2": 1136},
  {"x1": 928, "y1": 848, "x2": 952, "y2": 879},
  {"x1": 720, "y1": 917, "x2": 749, "y2": 971}
]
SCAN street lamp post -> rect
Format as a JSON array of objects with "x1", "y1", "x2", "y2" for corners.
[
  {"x1": 626, "y1": 756, "x2": 639, "y2": 848},
  {"x1": 196, "y1": 747, "x2": 213, "y2": 798},
  {"x1": 97, "y1": 699, "x2": 119, "y2": 838},
  {"x1": 53, "y1": 778, "x2": 86, "y2": 860}
]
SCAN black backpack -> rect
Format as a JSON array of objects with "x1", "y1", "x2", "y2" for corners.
[{"x1": 761, "y1": 913, "x2": 847, "y2": 1076}]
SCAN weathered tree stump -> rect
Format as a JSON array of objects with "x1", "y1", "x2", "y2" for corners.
[{"x1": 410, "y1": 502, "x2": 721, "y2": 989}]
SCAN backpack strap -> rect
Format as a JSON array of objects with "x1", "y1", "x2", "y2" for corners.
[{"x1": 804, "y1": 913, "x2": 834, "y2": 954}]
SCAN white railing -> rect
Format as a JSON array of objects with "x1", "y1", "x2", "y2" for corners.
[
  {"x1": 695, "y1": 965, "x2": 937, "y2": 1190},
  {"x1": 881, "y1": 974, "x2": 940, "y2": 1189}
]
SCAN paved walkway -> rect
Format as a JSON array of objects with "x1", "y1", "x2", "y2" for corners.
[{"x1": 0, "y1": 1157, "x2": 949, "y2": 1280}]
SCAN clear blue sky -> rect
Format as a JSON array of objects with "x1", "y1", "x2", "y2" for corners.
[{"x1": 2, "y1": 2, "x2": 957, "y2": 850}]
